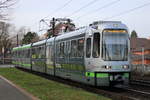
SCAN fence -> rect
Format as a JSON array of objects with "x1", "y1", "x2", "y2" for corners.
[{"x1": 131, "y1": 64, "x2": 150, "y2": 75}]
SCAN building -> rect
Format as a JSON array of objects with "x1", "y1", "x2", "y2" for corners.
[
  {"x1": 130, "y1": 37, "x2": 150, "y2": 74},
  {"x1": 131, "y1": 38, "x2": 150, "y2": 65}
]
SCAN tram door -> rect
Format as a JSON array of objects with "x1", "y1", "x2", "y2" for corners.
[
  {"x1": 66, "y1": 41, "x2": 70, "y2": 66},
  {"x1": 85, "y1": 37, "x2": 92, "y2": 70},
  {"x1": 46, "y1": 42, "x2": 55, "y2": 75},
  {"x1": 85, "y1": 32, "x2": 100, "y2": 71},
  {"x1": 92, "y1": 33, "x2": 100, "y2": 59}
]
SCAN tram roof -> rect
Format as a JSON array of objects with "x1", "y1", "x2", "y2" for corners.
[
  {"x1": 32, "y1": 39, "x2": 47, "y2": 46},
  {"x1": 47, "y1": 37, "x2": 55, "y2": 43},
  {"x1": 55, "y1": 27, "x2": 87, "y2": 41},
  {"x1": 93, "y1": 21, "x2": 128, "y2": 31}
]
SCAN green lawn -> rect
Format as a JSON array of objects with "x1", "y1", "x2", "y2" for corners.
[{"x1": 0, "y1": 68, "x2": 111, "y2": 100}]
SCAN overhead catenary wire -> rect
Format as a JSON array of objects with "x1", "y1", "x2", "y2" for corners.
[
  {"x1": 66, "y1": 0, "x2": 100, "y2": 18},
  {"x1": 29, "y1": 0, "x2": 119, "y2": 32},
  {"x1": 38, "y1": 0, "x2": 74, "y2": 32},
  {"x1": 103, "y1": 2, "x2": 150, "y2": 20},
  {"x1": 27, "y1": 0, "x2": 73, "y2": 32},
  {"x1": 43, "y1": 0, "x2": 73, "y2": 20},
  {"x1": 76, "y1": 0, "x2": 121, "y2": 20}
]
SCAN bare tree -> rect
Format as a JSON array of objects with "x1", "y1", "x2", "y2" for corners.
[
  {"x1": 17, "y1": 26, "x2": 30, "y2": 45},
  {"x1": 0, "y1": 21, "x2": 12, "y2": 60},
  {"x1": 0, "y1": 0, "x2": 17, "y2": 20}
]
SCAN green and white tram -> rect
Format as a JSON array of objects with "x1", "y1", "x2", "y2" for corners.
[{"x1": 12, "y1": 21, "x2": 130, "y2": 86}]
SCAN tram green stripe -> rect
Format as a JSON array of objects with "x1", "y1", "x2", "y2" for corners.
[
  {"x1": 124, "y1": 73, "x2": 129, "y2": 78},
  {"x1": 20, "y1": 46, "x2": 31, "y2": 49},
  {"x1": 12, "y1": 45, "x2": 31, "y2": 51},
  {"x1": 22, "y1": 64, "x2": 31, "y2": 67},
  {"x1": 14, "y1": 61, "x2": 22, "y2": 65},
  {"x1": 97, "y1": 73, "x2": 108, "y2": 78},
  {"x1": 12, "y1": 61, "x2": 19, "y2": 64},
  {"x1": 85, "y1": 72, "x2": 95, "y2": 77},
  {"x1": 12, "y1": 61, "x2": 16, "y2": 64},
  {"x1": 85, "y1": 72, "x2": 108, "y2": 78}
]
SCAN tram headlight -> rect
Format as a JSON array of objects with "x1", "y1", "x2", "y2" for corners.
[
  {"x1": 102, "y1": 65, "x2": 112, "y2": 69},
  {"x1": 122, "y1": 65, "x2": 129, "y2": 69},
  {"x1": 105, "y1": 66, "x2": 111, "y2": 69}
]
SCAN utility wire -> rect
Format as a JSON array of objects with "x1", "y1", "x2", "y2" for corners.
[
  {"x1": 43, "y1": 0, "x2": 73, "y2": 19},
  {"x1": 38, "y1": 0, "x2": 73, "y2": 32},
  {"x1": 76, "y1": 0, "x2": 121, "y2": 20},
  {"x1": 66, "y1": 0, "x2": 100, "y2": 17},
  {"x1": 29, "y1": 0, "x2": 119, "y2": 31},
  {"x1": 103, "y1": 2, "x2": 150, "y2": 20}
]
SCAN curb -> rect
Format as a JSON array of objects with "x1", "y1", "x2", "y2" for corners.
[{"x1": 0, "y1": 75, "x2": 40, "y2": 100}]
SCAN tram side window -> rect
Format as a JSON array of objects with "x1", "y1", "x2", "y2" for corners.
[
  {"x1": 56, "y1": 43, "x2": 59, "y2": 57},
  {"x1": 64, "y1": 41, "x2": 68, "y2": 56},
  {"x1": 15, "y1": 51, "x2": 17, "y2": 57},
  {"x1": 42, "y1": 46, "x2": 46, "y2": 58},
  {"x1": 46, "y1": 44, "x2": 54, "y2": 61},
  {"x1": 22, "y1": 50, "x2": 25, "y2": 58},
  {"x1": 93, "y1": 33, "x2": 100, "y2": 58},
  {"x1": 15, "y1": 51, "x2": 16, "y2": 58},
  {"x1": 77, "y1": 38, "x2": 84, "y2": 57},
  {"x1": 25, "y1": 50, "x2": 27, "y2": 58},
  {"x1": 60, "y1": 42, "x2": 65, "y2": 57},
  {"x1": 18, "y1": 51, "x2": 20, "y2": 58},
  {"x1": 17, "y1": 51, "x2": 20, "y2": 58},
  {"x1": 15, "y1": 51, "x2": 17, "y2": 58},
  {"x1": 66, "y1": 41, "x2": 70, "y2": 56},
  {"x1": 32, "y1": 48, "x2": 36, "y2": 58},
  {"x1": 86, "y1": 38, "x2": 91, "y2": 58},
  {"x1": 46, "y1": 45, "x2": 50, "y2": 59},
  {"x1": 67, "y1": 41, "x2": 71, "y2": 56},
  {"x1": 16, "y1": 51, "x2": 18, "y2": 58},
  {"x1": 22, "y1": 50, "x2": 24, "y2": 58},
  {"x1": 24, "y1": 50, "x2": 27, "y2": 58},
  {"x1": 38, "y1": 46, "x2": 42, "y2": 58},
  {"x1": 36, "y1": 47, "x2": 39, "y2": 58},
  {"x1": 27, "y1": 49, "x2": 30, "y2": 58},
  {"x1": 12, "y1": 52, "x2": 14, "y2": 58},
  {"x1": 23, "y1": 50, "x2": 25, "y2": 58},
  {"x1": 17, "y1": 51, "x2": 19, "y2": 58},
  {"x1": 71, "y1": 40, "x2": 77, "y2": 57},
  {"x1": 38, "y1": 46, "x2": 45, "y2": 58},
  {"x1": 13, "y1": 51, "x2": 14, "y2": 58}
]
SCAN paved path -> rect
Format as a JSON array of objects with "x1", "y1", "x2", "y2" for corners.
[
  {"x1": 0, "y1": 76, "x2": 38, "y2": 100},
  {"x1": 0, "y1": 64, "x2": 14, "y2": 68}
]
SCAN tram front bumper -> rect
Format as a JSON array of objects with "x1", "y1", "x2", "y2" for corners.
[{"x1": 86, "y1": 72, "x2": 130, "y2": 86}]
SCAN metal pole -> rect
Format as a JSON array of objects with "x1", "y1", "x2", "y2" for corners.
[
  {"x1": 17, "y1": 34, "x2": 18, "y2": 46},
  {"x1": 2, "y1": 47, "x2": 4, "y2": 64},
  {"x1": 52, "y1": 17, "x2": 55, "y2": 37},
  {"x1": 142, "y1": 47, "x2": 145, "y2": 76}
]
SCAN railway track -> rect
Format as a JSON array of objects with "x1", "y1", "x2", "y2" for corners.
[
  {"x1": 130, "y1": 80, "x2": 150, "y2": 87},
  {"x1": 17, "y1": 67, "x2": 150, "y2": 100},
  {"x1": 116, "y1": 85, "x2": 150, "y2": 100}
]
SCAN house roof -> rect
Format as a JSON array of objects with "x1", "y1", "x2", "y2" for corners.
[
  {"x1": 130, "y1": 38, "x2": 150, "y2": 52},
  {"x1": 47, "y1": 23, "x2": 75, "y2": 36}
]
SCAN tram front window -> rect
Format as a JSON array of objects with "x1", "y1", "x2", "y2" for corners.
[{"x1": 102, "y1": 30, "x2": 128, "y2": 61}]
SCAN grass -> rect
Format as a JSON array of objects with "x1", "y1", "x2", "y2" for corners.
[{"x1": 0, "y1": 68, "x2": 111, "y2": 100}]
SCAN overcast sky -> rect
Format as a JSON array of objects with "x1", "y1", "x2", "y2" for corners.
[{"x1": 10, "y1": 0, "x2": 150, "y2": 38}]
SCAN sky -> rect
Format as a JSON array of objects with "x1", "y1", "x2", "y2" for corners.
[{"x1": 10, "y1": 0, "x2": 150, "y2": 38}]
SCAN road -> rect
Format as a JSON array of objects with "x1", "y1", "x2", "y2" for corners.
[{"x1": 0, "y1": 64, "x2": 14, "y2": 68}]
